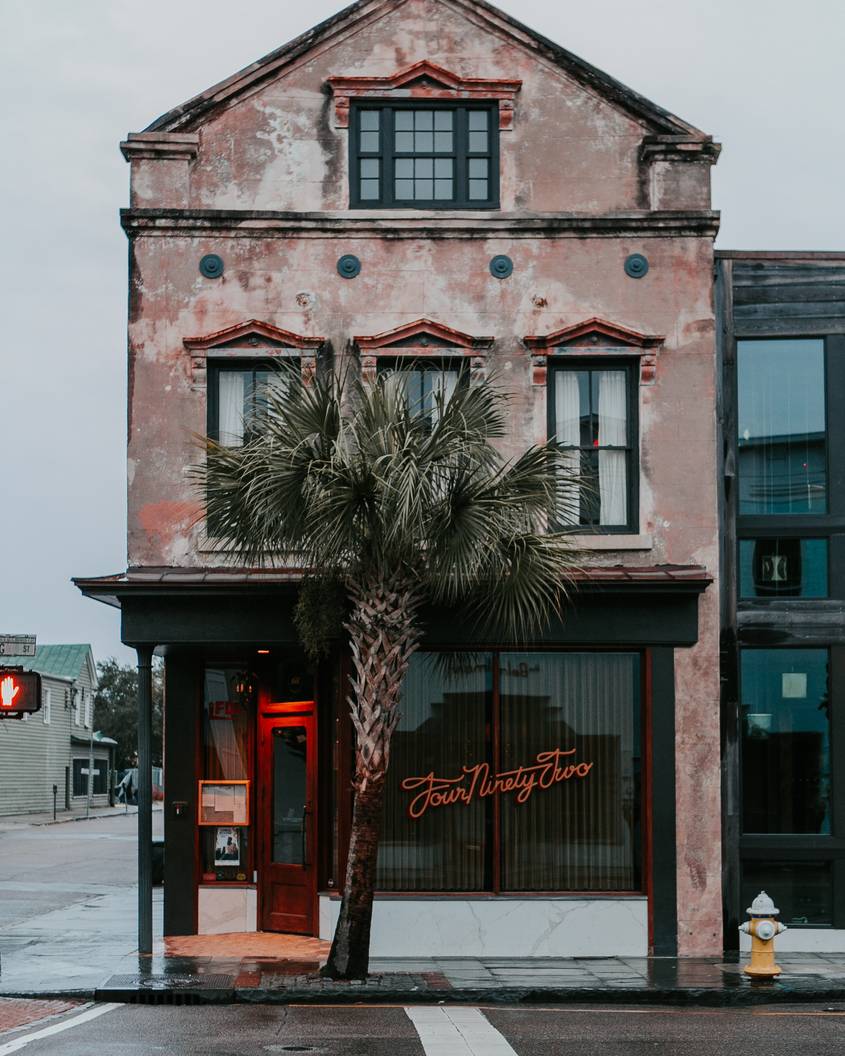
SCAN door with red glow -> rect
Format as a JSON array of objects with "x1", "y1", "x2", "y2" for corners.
[{"x1": 258, "y1": 710, "x2": 317, "y2": 933}]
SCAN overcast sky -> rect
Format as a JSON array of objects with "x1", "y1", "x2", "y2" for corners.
[{"x1": 0, "y1": 0, "x2": 843, "y2": 668}]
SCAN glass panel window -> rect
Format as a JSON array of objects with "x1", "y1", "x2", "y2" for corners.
[
  {"x1": 741, "y1": 649, "x2": 830, "y2": 834},
  {"x1": 272, "y1": 726, "x2": 307, "y2": 865},
  {"x1": 377, "y1": 653, "x2": 491, "y2": 891},
  {"x1": 353, "y1": 104, "x2": 497, "y2": 208},
  {"x1": 202, "y1": 666, "x2": 253, "y2": 879},
  {"x1": 741, "y1": 861, "x2": 832, "y2": 926},
  {"x1": 378, "y1": 650, "x2": 643, "y2": 893},
  {"x1": 378, "y1": 361, "x2": 463, "y2": 432},
  {"x1": 500, "y1": 652, "x2": 641, "y2": 892},
  {"x1": 551, "y1": 366, "x2": 633, "y2": 529},
  {"x1": 737, "y1": 339, "x2": 826, "y2": 514},
  {"x1": 210, "y1": 365, "x2": 291, "y2": 447},
  {"x1": 739, "y1": 538, "x2": 828, "y2": 599}
]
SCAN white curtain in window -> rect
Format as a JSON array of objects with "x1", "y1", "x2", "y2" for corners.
[
  {"x1": 555, "y1": 371, "x2": 581, "y2": 525},
  {"x1": 218, "y1": 371, "x2": 245, "y2": 447},
  {"x1": 597, "y1": 370, "x2": 628, "y2": 526},
  {"x1": 432, "y1": 369, "x2": 460, "y2": 424}
]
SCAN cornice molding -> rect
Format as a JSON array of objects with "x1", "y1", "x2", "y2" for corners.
[
  {"x1": 120, "y1": 209, "x2": 720, "y2": 240},
  {"x1": 524, "y1": 317, "x2": 665, "y2": 351},
  {"x1": 640, "y1": 134, "x2": 721, "y2": 165},
  {"x1": 327, "y1": 60, "x2": 521, "y2": 129},
  {"x1": 120, "y1": 133, "x2": 199, "y2": 162},
  {"x1": 354, "y1": 317, "x2": 494, "y2": 351},
  {"x1": 183, "y1": 319, "x2": 323, "y2": 351}
]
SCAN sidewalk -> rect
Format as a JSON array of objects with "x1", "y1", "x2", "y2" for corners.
[
  {"x1": 0, "y1": 804, "x2": 162, "y2": 830},
  {"x1": 4, "y1": 940, "x2": 845, "y2": 1006}
]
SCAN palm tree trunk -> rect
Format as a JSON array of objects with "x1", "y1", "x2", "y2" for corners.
[{"x1": 322, "y1": 577, "x2": 420, "y2": 980}]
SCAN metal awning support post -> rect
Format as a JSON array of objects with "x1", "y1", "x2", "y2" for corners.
[{"x1": 137, "y1": 644, "x2": 155, "y2": 955}]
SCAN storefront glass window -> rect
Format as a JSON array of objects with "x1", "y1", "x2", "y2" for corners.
[
  {"x1": 500, "y1": 652, "x2": 640, "y2": 891},
  {"x1": 741, "y1": 861, "x2": 832, "y2": 926},
  {"x1": 737, "y1": 339, "x2": 826, "y2": 515},
  {"x1": 202, "y1": 666, "x2": 254, "y2": 879},
  {"x1": 378, "y1": 650, "x2": 642, "y2": 893},
  {"x1": 741, "y1": 649, "x2": 830, "y2": 834},
  {"x1": 739, "y1": 538, "x2": 828, "y2": 599},
  {"x1": 377, "y1": 653, "x2": 490, "y2": 891}
]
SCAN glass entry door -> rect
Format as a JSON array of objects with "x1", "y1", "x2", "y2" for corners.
[{"x1": 259, "y1": 711, "x2": 316, "y2": 933}]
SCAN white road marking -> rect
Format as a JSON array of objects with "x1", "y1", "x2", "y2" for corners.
[
  {"x1": 0, "y1": 1002, "x2": 119, "y2": 1054},
  {"x1": 406, "y1": 1006, "x2": 519, "y2": 1056}
]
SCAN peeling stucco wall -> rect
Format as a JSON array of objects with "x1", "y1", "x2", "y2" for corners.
[{"x1": 122, "y1": 0, "x2": 722, "y2": 954}]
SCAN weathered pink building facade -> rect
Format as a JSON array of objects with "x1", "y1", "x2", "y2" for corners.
[{"x1": 80, "y1": 0, "x2": 724, "y2": 957}]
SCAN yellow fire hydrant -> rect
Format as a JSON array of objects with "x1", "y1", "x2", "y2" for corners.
[{"x1": 739, "y1": 890, "x2": 787, "y2": 978}]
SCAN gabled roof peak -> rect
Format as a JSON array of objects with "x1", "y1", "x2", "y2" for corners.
[{"x1": 139, "y1": 0, "x2": 711, "y2": 140}]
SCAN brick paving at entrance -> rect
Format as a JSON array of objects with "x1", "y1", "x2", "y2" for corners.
[{"x1": 0, "y1": 998, "x2": 81, "y2": 1034}]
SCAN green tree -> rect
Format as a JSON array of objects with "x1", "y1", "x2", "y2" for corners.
[
  {"x1": 197, "y1": 368, "x2": 579, "y2": 979},
  {"x1": 95, "y1": 657, "x2": 163, "y2": 770}
]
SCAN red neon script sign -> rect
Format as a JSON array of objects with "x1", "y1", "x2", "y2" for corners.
[{"x1": 400, "y1": 748, "x2": 594, "y2": 820}]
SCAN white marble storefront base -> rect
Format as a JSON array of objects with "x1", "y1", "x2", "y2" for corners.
[
  {"x1": 198, "y1": 886, "x2": 257, "y2": 934},
  {"x1": 740, "y1": 928, "x2": 845, "y2": 953},
  {"x1": 319, "y1": 895, "x2": 647, "y2": 957}
]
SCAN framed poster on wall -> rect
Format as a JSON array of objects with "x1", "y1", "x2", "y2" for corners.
[{"x1": 198, "y1": 780, "x2": 250, "y2": 826}]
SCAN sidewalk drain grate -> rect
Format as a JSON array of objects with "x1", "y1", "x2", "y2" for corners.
[{"x1": 99, "y1": 974, "x2": 235, "y2": 1004}]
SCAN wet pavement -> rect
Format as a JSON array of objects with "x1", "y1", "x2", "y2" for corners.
[
  {"x1": 5, "y1": 1002, "x2": 845, "y2": 1055},
  {"x1": 3, "y1": 812, "x2": 845, "y2": 1007}
]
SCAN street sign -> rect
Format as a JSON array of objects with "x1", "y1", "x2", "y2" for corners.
[
  {"x1": 0, "y1": 668, "x2": 42, "y2": 716},
  {"x1": 0, "y1": 635, "x2": 36, "y2": 657}
]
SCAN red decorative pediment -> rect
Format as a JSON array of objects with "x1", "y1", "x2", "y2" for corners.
[
  {"x1": 328, "y1": 61, "x2": 521, "y2": 130},
  {"x1": 183, "y1": 319, "x2": 323, "y2": 351},
  {"x1": 354, "y1": 318, "x2": 494, "y2": 353},
  {"x1": 524, "y1": 318, "x2": 664, "y2": 351}
]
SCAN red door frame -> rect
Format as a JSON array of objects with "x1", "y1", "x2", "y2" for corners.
[{"x1": 257, "y1": 700, "x2": 318, "y2": 934}]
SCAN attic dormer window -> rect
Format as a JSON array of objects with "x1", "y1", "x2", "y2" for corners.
[
  {"x1": 352, "y1": 102, "x2": 498, "y2": 209},
  {"x1": 328, "y1": 61, "x2": 518, "y2": 211}
]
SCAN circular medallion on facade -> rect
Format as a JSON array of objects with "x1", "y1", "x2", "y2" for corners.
[
  {"x1": 489, "y1": 254, "x2": 514, "y2": 279},
  {"x1": 624, "y1": 253, "x2": 649, "y2": 279},
  {"x1": 337, "y1": 254, "x2": 362, "y2": 279},
  {"x1": 199, "y1": 254, "x2": 224, "y2": 279}
]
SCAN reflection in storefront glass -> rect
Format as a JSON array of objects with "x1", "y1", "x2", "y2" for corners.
[
  {"x1": 499, "y1": 653, "x2": 640, "y2": 892},
  {"x1": 739, "y1": 538, "x2": 828, "y2": 599},
  {"x1": 741, "y1": 861, "x2": 832, "y2": 926},
  {"x1": 741, "y1": 649, "x2": 830, "y2": 834},
  {"x1": 202, "y1": 666, "x2": 253, "y2": 878},
  {"x1": 378, "y1": 651, "x2": 641, "y2": 893},
  {"x1": 378, "y1": 653, "x2": 490, "y2": 891},
  {"x1": 737, "y1": 339, "x2": 826, "y2": 515}
]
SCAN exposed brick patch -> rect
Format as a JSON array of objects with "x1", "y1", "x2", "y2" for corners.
[{"x1": 0, "y1": 998, "x2": 82, "y2": 1035}]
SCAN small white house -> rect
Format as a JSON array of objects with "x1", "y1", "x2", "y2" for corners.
[{"x1": 0, "y1": 644, "x2": 114, "y2": 816}]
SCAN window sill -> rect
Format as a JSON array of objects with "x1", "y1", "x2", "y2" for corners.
[{"x1": 567, "y1": 533, "x2": 653, "y2": 551}]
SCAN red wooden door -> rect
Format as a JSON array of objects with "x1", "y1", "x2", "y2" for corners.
[{"x1": 258, "y1": 710, "x2": 317, "y2": 933}]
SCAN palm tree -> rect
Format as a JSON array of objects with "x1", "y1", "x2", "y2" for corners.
[{"x1": 196, "y1": 366, "x2": 580, "y2": 979}]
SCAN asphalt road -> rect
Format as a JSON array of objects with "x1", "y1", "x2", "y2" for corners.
[
  {"x1": 4, "y1": 1002, "x2": 845, "y2": 1055},
  {"x1": 0, "y1": 811, "x2": 162, "y2": 931}
]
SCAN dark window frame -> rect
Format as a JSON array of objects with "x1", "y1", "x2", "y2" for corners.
[
  {"x1": 546, "y1": 357, "x2": 640, "y2": 534},
  {"x1": 736, "y1": 336, "x2": 845, "y2": 602},
  {"x1": 207, "y1": 359, "x2": 299, "y2": 445},
  {"x1": 349, "y1": 101, "x2": 500, "y2": 210}
]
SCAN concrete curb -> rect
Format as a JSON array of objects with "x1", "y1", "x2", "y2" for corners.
[{"x1": 0, "y1": 983, "x2": 808, "y2": 1007}]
